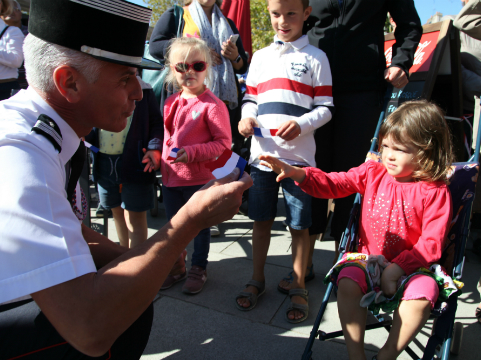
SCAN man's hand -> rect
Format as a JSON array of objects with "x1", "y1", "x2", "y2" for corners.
[
  {"x1": 259, "y1": 155, "x2": 307, "y2": 183},
  {"x1": 384, "y1": 67, "x2": 408, "y2": 88},
  {"x1": 238, "y1": 117, "x2": 258, "y2": 138},
  {"x1": 141, "y1": 148, "x2": 161, "y2": 172},
  {"x1": 381, "y1": 262, "x2": 406, "y2": 297},
  {"x1": 172, "y1": 148, "x2": 188, "y2": 164},
  {"x1": 277, "y1": 120, "x2": 301, "y2": 141},
  {"x1": 180, "y1": 168, "x2": 253, "y2": 230}
]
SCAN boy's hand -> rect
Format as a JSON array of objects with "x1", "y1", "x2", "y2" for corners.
[
  {"x1": 172, "y1": 148, "x2": 188, "y2": 164},
  {"x1": 238, "y1": 117, "x2": 258, "y2": 138},
  {"x1": 380, "y1": 263, "x2": 406, "y2": 297},
  {"x1": 142, "y1": 148, "x2": 161, "y2": 172},
  {"x1": 259, "y1": 155, "x2": 307, "y2": 183},
  {"x1": 277, "y1": 120, "x2": 301, "y2": 141}
]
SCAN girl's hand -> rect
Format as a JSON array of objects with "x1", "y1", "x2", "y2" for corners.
[
  {"x1": 381, "y1": 263, "x2": 406, "y2": 297},
  {"x1": 141, "y1": 148, "x2": 161, "y2": 172},
  {"x1": 238, "y1": 117, "x2": 258, "y2": 138},
  {"x1": 221, "y1": 38, "x2": 239, "y2": 62},
  {"x1": 259, "y1": 155, "x2": 307, "y2": 183},
  {"x1": 210, "y1": 48, "x2": 223, "y2": 66},
  {"x1": 172, "y1": 148, "x2": 188, "y2": 164},
  {"x1": 277, "y1": 120, "x2": 301, "y2": 141}
]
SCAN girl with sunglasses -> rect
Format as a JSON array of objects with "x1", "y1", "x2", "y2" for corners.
[{"x1": 159, "y1": 36, "x2": 232, "y2": 295}]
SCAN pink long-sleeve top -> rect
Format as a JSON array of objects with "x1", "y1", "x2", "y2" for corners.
[
  {"x1": 298, "y1": 161, "x2": 453, "y2": 275},
  {"x1": 161, "y1": 89, "x2": 232, "y2": 187}
]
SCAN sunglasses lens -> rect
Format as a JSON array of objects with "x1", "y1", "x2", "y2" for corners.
[
  {"x1": 193, "y1": 62, "x2": 206, "y2": 72},
  {"x1": 175, "y1": 63, "x2": 189, "y2": 73}
]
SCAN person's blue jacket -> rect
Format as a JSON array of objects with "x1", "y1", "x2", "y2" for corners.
[{"x1": 86, "y1": 78, "x2": 164, "y2": 184}]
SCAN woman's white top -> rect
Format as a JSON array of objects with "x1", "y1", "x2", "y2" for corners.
[{"x1": 0, "y1": 18, "x2": 24, "y2": 80}]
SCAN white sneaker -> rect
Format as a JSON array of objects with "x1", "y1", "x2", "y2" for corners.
[{"x1": 210, "y1": 225, "x2": 220, "y2": 236}]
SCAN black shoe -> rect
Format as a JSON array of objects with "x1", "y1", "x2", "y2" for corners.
[{"x1": 96, "y1": 205, "x2": 112, "y2": 217}]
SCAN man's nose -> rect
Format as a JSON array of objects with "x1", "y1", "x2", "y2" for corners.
[{"x1": 131, "y1": 75, "x2": 143, "y2": 101}]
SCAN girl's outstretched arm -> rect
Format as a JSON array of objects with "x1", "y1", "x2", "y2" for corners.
[{"x1": 258, "y1": 155, "x2": 306, "y2": 183}]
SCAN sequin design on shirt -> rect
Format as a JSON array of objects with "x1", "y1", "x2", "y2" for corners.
[{"x1": 366, "y1": 191, "x2": 415, "y2": 257}]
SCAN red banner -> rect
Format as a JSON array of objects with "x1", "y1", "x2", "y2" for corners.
[
  {"x1": 385, "y1": 31, "x2": 439, "y2": 73},
  {"x1": 221, "y1": 0, "x2": 252, "y2": 61}
]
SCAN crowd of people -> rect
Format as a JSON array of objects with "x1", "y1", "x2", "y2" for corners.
[{"x1": 0, "y1": 0, "x2": 480, "y2": 359}]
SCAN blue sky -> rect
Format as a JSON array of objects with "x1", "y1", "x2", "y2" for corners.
[{"x1": 126, "y1": 0, "x2": 467, "y2": 25}]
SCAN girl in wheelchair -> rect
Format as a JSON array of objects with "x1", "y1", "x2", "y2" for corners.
[{"x1": 259, "y1": 100, "x2": 455, "y2": 360}]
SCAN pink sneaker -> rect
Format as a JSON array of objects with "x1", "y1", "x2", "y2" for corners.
[{"x1": 182, "y1": 266, "x2": 207, "y2": 294}]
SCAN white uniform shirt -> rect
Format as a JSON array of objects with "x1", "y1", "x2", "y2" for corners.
[
  {"x1": 0, "y1": 18, "x2": 24, "y2": 80},
  {"x1": 0, "y1": 87, "x2": 97, "y2": 304},
  {"x1": 242, "y1": 35, "x2": 333, "y2": 168}
]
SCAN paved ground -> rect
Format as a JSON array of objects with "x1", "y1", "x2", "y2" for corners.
[{"x1": 91, "y1": 192, "x2": 481, "y2": 360}]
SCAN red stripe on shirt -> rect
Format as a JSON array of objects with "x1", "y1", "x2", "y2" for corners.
[
  {"x1": 314, "y1": 85, "x2": 333, "y2": 97},
  {"x1": 246, "y1": 86, "x2": 257, "y2": 95},
  {"x1": 257, "y1": 78, "x2": 314, "y2": 97}
]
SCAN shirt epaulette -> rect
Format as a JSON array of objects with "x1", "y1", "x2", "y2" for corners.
[{"x1": 31, "y1": 114, "x2": 63, "y2": 153}]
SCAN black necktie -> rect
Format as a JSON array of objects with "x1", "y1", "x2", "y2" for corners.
[{"x1": 66, "y1": 141, "x2": 86, "y2": 204}]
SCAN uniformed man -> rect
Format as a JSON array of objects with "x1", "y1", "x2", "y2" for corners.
[{"x1": 0, "y1": 0, "x2": 252, "y2": 359}]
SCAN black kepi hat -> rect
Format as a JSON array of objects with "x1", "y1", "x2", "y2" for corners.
[{"x1": 29, "y1": 0, "x2": 162, "y2": 70}]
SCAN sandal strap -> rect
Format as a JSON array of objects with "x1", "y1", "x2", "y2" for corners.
[
  {"x1": 288, "y1": 288, "x2": 309, "y2": 301},
  {"x1": 245, "y1": 279, "x2": 265, "y2": 293},
  {"x1": 286, "y1": 302, "x2": 309, "y2": 313},
  {"x1": 236, "y1": 291, "x2": 257, "y2": 303}
]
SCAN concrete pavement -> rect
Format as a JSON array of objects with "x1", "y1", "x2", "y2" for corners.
[{"x1": 91, "y1": 194, "x2": 481, "y2": 360}]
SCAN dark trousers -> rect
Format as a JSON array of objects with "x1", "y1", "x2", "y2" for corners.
[
  {"x1": 310, "y1": 91, "x2": 382, "y2": 240},
  {"x1": 0, "y1": 299, "x2": 153, "y2": 360}
]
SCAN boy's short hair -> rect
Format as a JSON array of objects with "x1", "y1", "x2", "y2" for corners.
[
  {"x1": 379, "y1": 100, "x2": 454, "y2": 183},
  {"x1": 267, "y1": 0, "x2": 310, "y2": 10}
]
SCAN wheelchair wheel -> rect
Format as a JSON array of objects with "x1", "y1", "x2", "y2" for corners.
[{"x1": 450, "y1": 322, "x2": 463, "y2": 355}]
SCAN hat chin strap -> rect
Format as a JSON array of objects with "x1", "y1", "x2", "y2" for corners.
[{"x1": 81, "y1": 45, "x2": 142, "y2": 65}]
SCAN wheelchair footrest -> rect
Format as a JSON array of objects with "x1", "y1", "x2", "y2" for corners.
[{"x1": 317, "y1": 319, "x2": 393, "y2": 341}]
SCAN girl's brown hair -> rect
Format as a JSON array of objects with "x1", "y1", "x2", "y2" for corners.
[
  {"x1": 164, "y1": 36, "x2": 213, "y2": 91},
  {"x1": 378, "y1": 100, "x2": 454, "y2": 183}
]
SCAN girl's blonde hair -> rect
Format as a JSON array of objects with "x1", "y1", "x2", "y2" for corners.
[
  {"x1": 379, "y1": 100, "x2": 454, "y2": 183},
  {"x1": 164, "y1": 36, "x2": 213, "y2": 91},
  {"x1": 0, "y1": 0, "x2": 14, "y2": 17}
]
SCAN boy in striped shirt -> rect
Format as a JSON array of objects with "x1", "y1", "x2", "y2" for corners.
[{"x1": 235, "y1": 0, "x2": 333, "y2": 323}]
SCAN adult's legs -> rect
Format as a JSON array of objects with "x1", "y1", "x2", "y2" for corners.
[
  {"x1": 0, "y1": 300, "x2": 153, "y2": 360},
  {"x1": 330, "y1": 91, "x2": 382, "y2": 242}
]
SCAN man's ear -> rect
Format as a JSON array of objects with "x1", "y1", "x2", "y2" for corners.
[{"x1": 52, "y1": 65, "x2": 82, "y2": 103}]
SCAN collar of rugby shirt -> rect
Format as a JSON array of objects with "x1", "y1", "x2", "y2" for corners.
[{"x1": 272, "y1": 34, "x2": 310, "y2": 53}]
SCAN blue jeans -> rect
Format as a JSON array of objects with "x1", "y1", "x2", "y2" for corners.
[{"x1": 162, "y1": 184, "x2": 210, "y2": 269}]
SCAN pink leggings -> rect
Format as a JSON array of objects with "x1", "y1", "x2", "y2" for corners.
[{"x1": 337, "y1": 266, "x2": 439, "y2": 309}]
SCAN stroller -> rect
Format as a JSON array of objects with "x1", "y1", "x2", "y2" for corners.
[{"x1": 301, "y1": 93, "x2": 481, "y2": 360}]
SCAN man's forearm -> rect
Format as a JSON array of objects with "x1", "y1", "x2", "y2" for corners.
[
  {"x1": 34, "y1": 210, "x2": 203, "y2": 356},
  {"x1": 32, "y1": 171, "x2": 252, "y2": 356}
]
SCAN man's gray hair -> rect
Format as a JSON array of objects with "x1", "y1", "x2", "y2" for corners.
[{"x1": 24, "y1": 34, "x2": 105, "y2": 93}]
